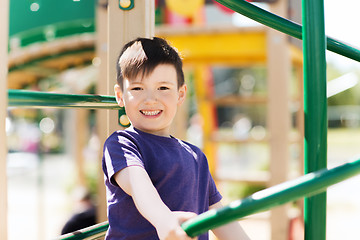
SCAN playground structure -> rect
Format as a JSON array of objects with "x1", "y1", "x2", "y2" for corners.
[{"x1": 1, "y1": 0, "x2": 360, "y2": 240}]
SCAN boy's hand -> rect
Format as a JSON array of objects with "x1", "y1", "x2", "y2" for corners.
[
  {"x1": 157, "y1": 211, "x2": 197, "y2": 240},
  {"x1": 114, "y1": 167, "x2": 198, "y2": 239},
  {"x1": 173, "y1": 211, "x2": 197, "y2": 224}
]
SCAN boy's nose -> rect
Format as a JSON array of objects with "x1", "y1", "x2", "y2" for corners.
[{"x1": 144, "y1": 90, "x2": 157, "y2": 104}]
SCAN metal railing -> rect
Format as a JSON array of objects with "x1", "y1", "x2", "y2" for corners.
[
  {"x1": 54, "y1": 221, "x2": 109, "y2": 240},
  {"x1": 215, "y1": 0, "x2": 360, "y2": 62},
  {"x1": 54, "y1": 157, "x2": 360, "y2": 239},
  {"x1": 8, "y1": 89, "x2": 120, "y2": 110}
]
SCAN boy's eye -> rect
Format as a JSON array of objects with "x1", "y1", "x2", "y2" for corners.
[
  {"x1": 131, "y1": 87, "x2": 142, "y2": 91},
  {"x1": 158, "y1": 86, "x2": 169, "y2": 90}
]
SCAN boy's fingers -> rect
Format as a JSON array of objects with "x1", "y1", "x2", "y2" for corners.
[
  {"x1": 169, "y1": 211, "x2": 198, "y2": 239},
  {"x1": 173, "y1": 211, "x2": 197, "y2": 223}
]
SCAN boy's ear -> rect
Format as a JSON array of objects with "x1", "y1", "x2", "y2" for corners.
[
  {"x1": 114, "y1": 84, "x2": 124, "y2": 107},
  {"x1": 177, "y1": 84, "x2": 187, "y2": 105}
]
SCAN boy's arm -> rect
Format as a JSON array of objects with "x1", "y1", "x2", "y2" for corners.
[
  {"x1": 210, "y1": 201, "x2": 251, "y2": 240},
  {"x1": 114, "y1": 166, "x2": 196, "y2": 240}
]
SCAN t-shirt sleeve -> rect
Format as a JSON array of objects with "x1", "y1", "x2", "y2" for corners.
[
  {"x1": 103, "y1": 133, "x2": 144, "y2": 187},
  {"x1": 198, "y1": 150, "x2": 222, "y2": 206},
  {"x1": 208, "y1": 174, "x2": 223, "y2": 206}
]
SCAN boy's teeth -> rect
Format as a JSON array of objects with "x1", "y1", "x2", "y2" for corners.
[{"x1": 142, "y1": 110, "x2": 160, "y2": 116}]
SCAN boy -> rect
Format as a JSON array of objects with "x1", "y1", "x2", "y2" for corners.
[{"x1": 102, "y1": 37, "x2": 250, "y2": 240}]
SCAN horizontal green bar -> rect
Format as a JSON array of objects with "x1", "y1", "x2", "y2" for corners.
[
  {"x1": 182, "y1": 157, "x2": 360, "y2": 237},
  {"x1": 9, "y1": 47, "x2": 94, "y2": 72},
  {"x1": 216, "y1": 0, "x2": 360, "y2": 62},
  {"x1": 9, "y1": 19, "x2": 95, "y2": 49},
  {"x1": 8, "y1": 89, "x2": 121, "y2": 110},
  {"x1": 55, "y1": 222, "x2": 109, "y2": 240}
]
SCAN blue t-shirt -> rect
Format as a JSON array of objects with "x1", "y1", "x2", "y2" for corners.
[{"x1": 102, "y1": 127, "x2": 222, "y2": 240}]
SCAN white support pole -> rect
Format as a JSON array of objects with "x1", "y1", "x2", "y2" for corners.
[
  {"x1": 0, "y1": 0, "x2": 9, "y2": 240},
  {"x1": 95, "y1": 1, "x2": 109, "y2": 223},
  {"x1": 95, "y1": 0, "x2": 155, "y2": 222},
  {"x1": 267, "y1": 0, "x2": 291, "y2": 239}
]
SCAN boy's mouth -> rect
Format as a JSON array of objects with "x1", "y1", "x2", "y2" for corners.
[{"x1": 140, "y1": 110, "x2": 162, "y2": 116}]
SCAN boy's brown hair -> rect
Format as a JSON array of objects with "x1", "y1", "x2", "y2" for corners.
[{"x1": 116, "y1": 37, "x2": 184, "y2": 90}]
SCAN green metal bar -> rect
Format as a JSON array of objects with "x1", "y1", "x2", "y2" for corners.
[
  {"x1": 302, "y1": 0, "x2": 327, "y2": 239},
  {"x1": 9, "y1": 19, "x2": 95, "y2": 49},
  {"x1": 182, "y1": 157, "x2": 360, "y2": 237},
  {"x1": 9, "y1": 48, "x2": 94, "y2": 72},
  {"x1": 215, "y1": 0, "x2": 360, "y2": 63},
  {"x1": 8, "y1": 89, "x2": 121, "y2": 110},
  {"x1": 55, "y1": 221, "x2": 109, "y2": 240},
  {"x1": 54, "y1": 157, "x2": 360, "y2": 239}
]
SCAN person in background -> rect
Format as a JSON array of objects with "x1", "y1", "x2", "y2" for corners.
[{"x1": 61, "y1": 187, "x2": 97, "y2": 235}]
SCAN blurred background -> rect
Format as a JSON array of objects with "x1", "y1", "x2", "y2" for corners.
[{"x1": 3, "y1": 0, "x2": 360, "y2": 239}]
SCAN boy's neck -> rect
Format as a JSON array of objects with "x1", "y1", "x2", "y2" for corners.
[{"x1": 132, "y1": 126, "x2": 172, "y2": 138}]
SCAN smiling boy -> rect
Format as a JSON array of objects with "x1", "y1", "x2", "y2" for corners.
[
  {"x1": 115, "y1": 62, "x2": 185, "y2": 137},
  {"x1": 102, "y1": 37, "x2": 250, "y2": 240}
]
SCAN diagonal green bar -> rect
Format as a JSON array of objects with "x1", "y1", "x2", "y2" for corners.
[
  {"x1": 182, "y1": 157, "x2": 360, "y2": 237},
  {"x1": 53, "y1": 157, "x2": 360, "y2": 239},
  {"x1": 215, "y1": 0, "x2": 360, "y2": 63},
  {"x1": 55, "y1": 221, "x2": 109, "y2": 240},
  {"x1": 54, "y1": 158, "x2": 360, "y2": 239},
  {"x1": 8, "y1": 89, "x2": 121, "y2": 110}
]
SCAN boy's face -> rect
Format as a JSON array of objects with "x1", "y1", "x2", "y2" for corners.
[{"x1": 115, "y1": 64, "x2": 187, "y2": 137}]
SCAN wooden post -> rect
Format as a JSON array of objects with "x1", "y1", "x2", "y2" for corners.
[
  {"x1": 107, "y1": 0, "x2": 155, "y2": 132},
  {"x1": 95, "y1": 0, "x2": 109, "y2": 223},
  {"x1": 95, "y1": 0, "x2": 155, "y2": 222},
  {"x1": 296, "y1": 63, "x2": 304, "y2": 176},
  {"x1": 75, "y1": 109, "x2": 88, "y2": 187},
  {"x1": 267, "y1": 0, "x2": 291, "y2": 239},
  {"x1": 0, "y1": 0, "x2": 9, "y2": 239}
]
